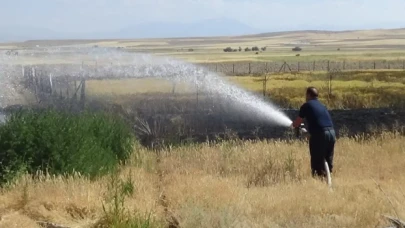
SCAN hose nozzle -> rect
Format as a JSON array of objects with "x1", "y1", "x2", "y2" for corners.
[{"x1": 294, "y1": 123, "x2": 307, "y2": 138}]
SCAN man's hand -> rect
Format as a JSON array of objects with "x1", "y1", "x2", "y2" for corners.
[{"x1": 292, "y1": 117, "x2": 303, "y2": 128}]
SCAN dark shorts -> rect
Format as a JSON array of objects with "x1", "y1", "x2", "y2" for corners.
[{"x1": 309, "y1": 128, "x2": 336, "y2": 177}]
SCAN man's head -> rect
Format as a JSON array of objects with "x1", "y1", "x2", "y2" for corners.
[{"x1": 306, "y1": 87, "x2": 318, "y2": 101}]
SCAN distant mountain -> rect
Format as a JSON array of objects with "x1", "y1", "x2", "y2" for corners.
[
  {"x1": 1, "y1": 19, "x2": 403, "y2": 42},
  {"x1": 108, "y1": 18, "x2": 262, "y2": 39},
  {"x1": 0, "y1": 25, "x2": 64, "y2": 42}
]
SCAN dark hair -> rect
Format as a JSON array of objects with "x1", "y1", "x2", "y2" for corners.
[{"x1": 306, "y1": 87, "x2": 319, "y2": 98}]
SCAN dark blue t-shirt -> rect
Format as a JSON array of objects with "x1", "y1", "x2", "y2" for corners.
[{"x1": 299, "y1": 99, "x2": 333, "y2": 134}]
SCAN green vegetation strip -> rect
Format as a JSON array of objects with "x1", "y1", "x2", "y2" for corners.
[{"x1": 0, "y1": 109, "x2": 134, "y2": 185}]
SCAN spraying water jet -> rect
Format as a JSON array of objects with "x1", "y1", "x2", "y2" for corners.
[{"x1": 1, "y1": 47, "x2": 292, "y2": 127}]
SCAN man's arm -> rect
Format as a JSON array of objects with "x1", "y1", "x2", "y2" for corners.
[
  {"x1": 292, "y1": 117, "x2": 303, "y2": 128},
  {"x1": 291, "y1": 103, "x2": 307, "y2": 128}
]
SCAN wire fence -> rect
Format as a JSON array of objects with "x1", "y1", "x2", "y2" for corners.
[{"x1": 198, "y1": 60, "x2": 405, "y2": 75}]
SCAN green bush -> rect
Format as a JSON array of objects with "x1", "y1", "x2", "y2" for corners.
[
  {"x1": 95, "y1": 173, "x2": 165, "y2": 228},
  {"x1": 0, "y1": 109, "x2": 134, "y2": 184}
]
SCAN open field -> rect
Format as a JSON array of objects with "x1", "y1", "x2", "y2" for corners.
[
  {"x1": 0, "y1": 133, "x2": 404, "y2": 228},
  {"x1": 86, "y1": 70, "x2": 405, "y2": 109},
  {"x1": 80, "y1": 70, "x2": 405, "y2": 143},
  {"x1": 2, "y1": 28, "x2": 405, "y2": 63},
  {"x1": 2, "y1": 28, "x2": 405, "y2": 228}
]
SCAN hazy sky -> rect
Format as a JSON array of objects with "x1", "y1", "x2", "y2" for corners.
[{"x1": 1, "y1": 0, "x2": 405, "y2": 33}]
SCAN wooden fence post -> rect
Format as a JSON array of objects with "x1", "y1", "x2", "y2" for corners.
[
  {"x1": 73, "y1": 80, "x2": 77, "y2": 100},
  {"x1": 172, "y1": 82, "x2": 176, "y2": 94},
  {"x1": 297, "y1": 62, "x2": 300, "y2": 72},
  {"x1": 32, "y1": 67, "x2": 39, "y2": 102},
  {"x1": 248, "y1": 63, "x2": 251, "y2": 74},
  {"x1": 80, "y1": 79, "x2": 86, "y2": 108},
  {"x1": 66, "y1": 79, "x2": 70, "y2": 98},
  {"x1": 196, "y1": 81, "x2": 199, "y2": 109},
  {"x1": 262, "y1": 74, "x2": 268, "y2": 97},
  {"x1": 232, "y1": 63, "x2": 235, "y2": 74},
  {"x1": 329, "y1": 72, "x2": 332, "y2": 96}
]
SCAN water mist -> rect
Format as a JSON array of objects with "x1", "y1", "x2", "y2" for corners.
[{"x1": 0, "y1": 48, "x2": 292, "y2": 127}]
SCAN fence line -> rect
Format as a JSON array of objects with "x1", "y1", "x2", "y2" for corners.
[
  {"x1": 198, "y1": 60, "x2": 405, "y2": 75},
  {"x1": 21, "y1": 65, "x2": 86, "y2": 107},
  {"x1": 2, "y1": 59, "x2": 402, "y2": 113}
]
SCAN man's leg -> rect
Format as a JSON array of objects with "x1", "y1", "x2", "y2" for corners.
[
  {"x1": 325, "y1": 129, "x2": 336, "y2": 174},
  {"x1": 309, "y1": 134, "x2": 327, "y2": 177}
]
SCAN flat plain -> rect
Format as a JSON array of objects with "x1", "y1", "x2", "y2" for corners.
[
  {"x1": 1, "y1": 28, "x2": 405, "y2": 228},
  {"x1": 2, "y1": 28, "x2": 405, "y2": 63}
]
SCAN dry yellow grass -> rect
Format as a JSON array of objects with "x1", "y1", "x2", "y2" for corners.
[
  {"x1": 86, "y1": 78, "x2": 195, "y2": 95},
  {"x1": 86, "y1": 72, "x2": 405, "y2": 95},
  {"x1": 85, "y1": 71, "x2": 405, "y2": 109},
  {"x1": 1, "y1": 133, "x2": 404, "y2": 228}
]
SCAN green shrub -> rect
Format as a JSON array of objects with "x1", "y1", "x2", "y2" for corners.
[
  {"x1": 95, "y1": 173, "x2": 164, "y2": 228},
  {"x1": 0, "y1": 109, "x2": 134, "y2": 184}
]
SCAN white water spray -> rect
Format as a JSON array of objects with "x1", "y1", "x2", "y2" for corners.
[
  {"x1": 0, "y1": 53, "x2": 23, "y2": 109},
  {"x1": 1, "y1": 48, "x2": 292, "y2": 126}
]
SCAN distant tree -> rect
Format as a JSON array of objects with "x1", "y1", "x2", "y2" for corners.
[
  {"x1": 188, "y1": 48, "x2": 194, "y2": 52},
  {"x1": 337, "y1": 48, "x2": 340, "y2": 51},
  {"x1": 223, "y1": 47, "x2": 233, "y2": 52},
  {"x1": 255, "y1": 52, "x2": 259, "y2": 55},
  {"x1": 252, "y1": 46, "x2": 259, "y2": 51},
  {"x1": 261, "y1": 47, "x2": 267, "y2": 51},
  {"x1": 239, "y1": 47, "x2": 242, "y2": 52},
  {"x1": 296, "y1": 54, "x2": 300, "y2": 57},
  {"x1": 232, "y1": 49, "x2": 238, "y2": 52},
  {"x1": 292, "y1": 46, "x2": 302, "y2": 51},
  {"x1": 245, "y1": 47, "x2": 251, "y2": 52}
]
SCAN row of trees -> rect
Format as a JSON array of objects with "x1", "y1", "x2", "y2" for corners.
[
  {"x1": 223, "y1": 46, "x2": 267, "y2": 52},
  {"x1": 4, "y1": 50, "x2": 18, "y2": 56},
  {"x1": 224, "y1": 46, "x2": 303, "y2": 52}
]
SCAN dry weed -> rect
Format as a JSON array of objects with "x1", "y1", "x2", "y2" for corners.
[{"x1": 0, "y1": 134, "x2": 404, "y2": 227}]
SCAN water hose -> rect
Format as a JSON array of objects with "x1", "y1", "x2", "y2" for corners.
[{"x1": 324, "y1": 160, "x2": 332, "y2": 188}]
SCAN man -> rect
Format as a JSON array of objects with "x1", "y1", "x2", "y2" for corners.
[{"x1": 292, "y1": 87, "x2": 336, "y2": 178}]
